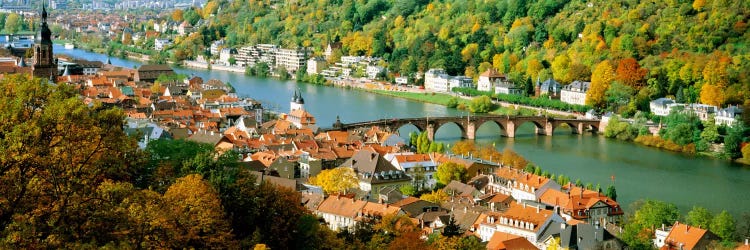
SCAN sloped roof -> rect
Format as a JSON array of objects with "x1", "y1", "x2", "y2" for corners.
[
  {"x1": 316, "y1": 195, "x2": 367, "y2": 218},
  {"x1": 661, "y1": 222, "x2": 710, "y2": 250}
]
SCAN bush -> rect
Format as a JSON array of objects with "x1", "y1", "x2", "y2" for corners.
[{"x1": 446, "y1": 97, "x2": 459, "y2": 108}]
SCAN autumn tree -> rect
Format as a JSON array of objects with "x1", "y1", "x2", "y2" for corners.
[
  {"x1": 587, "y1": 60, "x2": 616, "y2": 108},
  {"x1": 700, "y1": 83, "x2": 725, "y2": 107},
  {"x1": 162, "y1": 174, "x2": 235, "y2": 248},
  {"x1": 435, "y1": 162, "x2": 467, "y2": 185},
  {"x1": 469, "y1": 95, "x2": 494, "y2": 113},
  {"x1": 616, "y1": 58, "x2": 648, "y2": 89},
  {"x1": 172, "y1": 9, "x2": 185, "y2": 22},
  {"x1": 309, "y1": 167, "x2": 358, "y2": 194},
  {"x1": 501, "y1": 148, "x2": 528, "y2": 169},
  {"x1": 420, "y1": 189, "x2": 448, "y2": 203},
  {"x1": 0, "y1": 75, "x2": 141, "y2": 248}
]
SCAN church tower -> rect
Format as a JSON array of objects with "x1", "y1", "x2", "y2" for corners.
[
  {"x1": 33, "y1": 3, "x2": 57, "y2": 79},
  {"x1": 290, "y1": 88, "x2": 305, "y2": 112}
]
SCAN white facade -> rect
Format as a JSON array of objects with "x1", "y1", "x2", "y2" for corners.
[
  {"x1": 340, "y1": 56, "x2": 365, "y2": 67},
  {"x1": 715, "y1": 106, "x2": 743, "y2": 127},
  {"x1": 307, "y1": 58, "x2": 327, "y2": 75},
  {"x1": 386, "y1": 153, "x2": 438, "y2": 189},
  {"x1": 219, "y1": 48, "x2": 237, "y2": 65},
  {"x1": 477, "y1": 76, "x2": 494, "y2": 92},
  {"x1": 560, "y1": 80, "x2": 590, "y2": 106},
  {"x1": 650, "y1": 98, "x2": 676, "y2": 116},
  {"x1": 449, "y1": 76, "x2": 473, "y2": 90},
  {"x1": 154, "y1": 39, "x2": 172, "y2": 51},
  {"x1": 395, "y1": 77, "x2": 408, "y2": 85},
  {"x1": 275, "y1": 48, "x2": 308, "y2": 72},
  {"x1": 424, "y1": 68, "x2": 450, "y2": 92},
  {"x1": 317, "y1": 211, "x2": 356, "y2": 231},
  {"x1": 366, "y1": 65, "x2": 385, "y2": 79}
]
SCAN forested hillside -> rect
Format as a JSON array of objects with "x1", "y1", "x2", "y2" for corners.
[{"x1": 175, "y1": 0, "x2": 749, "y2": 111}]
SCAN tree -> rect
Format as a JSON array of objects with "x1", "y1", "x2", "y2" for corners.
[
  {"x1": 616, "y1": 58, "x2": 648, "y2": 89},
  {"x1": 399, "y1": 184, "x2": 417, "y2": 196},
  {"x1": 711, "y1": 210, "x2": 736, "y2": 242},
  {"x1": 686, "y1": 206, "x2": 713, "y2": 229},
  {"x1": 172, "y1": 9, "x2": 185, "y2": 22},
  {"x1": 0, "y1": 75, "x2": 142, "y2": 248},
  {"x1": 441, "y1": 216, "x2": 462, "y2": 237},
  {"x1": 3, "y1": 13, "x2": 20, "y2": 33},
  {"x1": 606, "y1": 185, "x2": 617, "y2": 201},
  {"x1": 743, "y1": 144, "x2": 750, "y2": 162},
  {"x1": 724, "y1": 122, "x2": 745, "y2": 159},
  {"x1": 587, "y1": 60, "x2": 616, "y2": 108},
  {"x1": 435, "y1": 162, "x2": 467, "y2": 185},
  {"x1": 162, "y1": 174, "x2": 235, "y2": 248},
  {"x1": 620, "y1": 200, "x2": 681, "y2": 248},
  {"x1": 447, "y1": 97, "x2": 459, "y2": 108},
  {"x1": 469, "y1": 95, "x2": 494, "y2": 113},
  {"x1": 700, "y1": 83, "x2": 725, "y2": 107},
  {"x1": 309, "y1": 167, "x2": 358, "y2": 194},
  {"x1": 605, "y1": 82, "x2": 634, "y2": 112},
  {"x1": 420, "y1": 189, "x2": 448, "y2": 203}
]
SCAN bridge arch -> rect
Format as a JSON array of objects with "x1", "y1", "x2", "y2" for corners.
[
  {"x1": 511, "y1": 119, "x2": 547, "y2": 137},
  {"x1": 475, "y1": 120, "x2": 508, "y2": 137},
  {"x1": 433, "y1": 121, "x2": 468, "y2": 140}
]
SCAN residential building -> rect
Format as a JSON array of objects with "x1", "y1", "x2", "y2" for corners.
[
  {"x1": 449, "y1": 75, "x2": 474, "y2": 90},
  {"x1": 395, "y1": 76, "x2": 408, "y2": 85},
  {"x1": 366, "y1": 65, "x2": 385, "y2": 79},
  {"x1": 543, "y1": 223, "x2": 624, "y2": 250},
  {"x1": 324, "y1": 42, "x2": 342, "y2": 60},
  {"x1": 424, "y1": 68, "x2": 450, "y2": 92},
  {"x1": 73, "y1": 60, "x2": 103, "y2": 75},
  {"x1": 307, "y1": 57, "x2": 327, "y2": 75},
  {"x1": 486, "y1": 231, "x2": 539, "y2": 250},
  {"x1": 478, "y1": 202, "x2": 565, "y2": 245},
  {"x1": 135, "y1": 64, "x2": 175, "y2": 83},
  {"x1": 316, "y1": 195, "x2": 403, "y2": 231},
  {"x1": 386, "y1": 153, "x2": 437, "y2": 189},
  {"x1": 154, "y1": 38, "x2": 172, "y2": 51},
  {"x1": 493, "y1": 167, "x2": 560, "y2": 202},
  {"x1": 478, "y1": 68, "x2": 506, "y2": 92},
  {"x1": 650, "y1": 97, "x2": 676, "y2": 116},
  {"x1": 715, "y1": 105, "x2": 743, "y2": 127},
  {"x1": 219, "y1": 48, "x2": 238, "y2": 65},
  {"x1": 275, "y1": 47, "x2": 308, "y2": 72},
  {"x1": 535, "y1": 78, "x2": 562, "y2": 99},
  {"x1": 654, "y1": 221, "x2": 717, "y2": 250},
  {"x1": 495, "y1": 82, "x2": 524, "y2": 95},
  {"x1": 538, "y1": 184, "x2": 624, "y2": 225},
  {"x1": 341, "y1": 149, "x2": 412, "y2": 199},
  {"x1": 210, "y1": 40, "x2": 225, "y2": 56},
  {"x1": 686, "y1": 103, "x2": 718, "y2": 121},
  {"x1": 560, "y1": 80, "x2": 590, "y2": 106}
]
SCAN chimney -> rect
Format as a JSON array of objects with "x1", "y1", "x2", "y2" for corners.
[
  {"x1": 744, "y1": 238, "x2": 748, "y2": 246},
  {"x1": 560, "y1": 223, "x2": 566, "y2": 230},
  {"x1": 536, "y1": 205, "x2": 540, "y2": 213},
  {"x1": 662, "y1": 224, "x2": 665, "y2": 231}
]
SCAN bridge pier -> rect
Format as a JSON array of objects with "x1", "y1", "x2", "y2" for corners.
[
  {"x1": 575, "y1": 123, "x2": 584, "y2": 134},
  {"x1": 505, "y1": 121, "x2": 516, "y2": 138},
  {"x1": 426, "y1": 123, "x2": 435, "y2": 141},
  {"x1": 536, "y1": 122, "x2": 554, "y2": 136},
  {"x1": 464, "y1": 122, "x2": 476, "y2": 140}
]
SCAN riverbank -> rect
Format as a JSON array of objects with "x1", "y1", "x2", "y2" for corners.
[{"x1": 183, "y1": 60, "x2": 246, "y2": 73}]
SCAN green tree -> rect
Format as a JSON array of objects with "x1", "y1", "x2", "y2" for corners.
[
  {"x1": 441, "y1": 216, "x2": 462, "y2": 237},
  {"x1": 711, "y1": 210, "x2": 736, "y2": 242},
  {"x1": 446, "y1": 97, "x2": 459, "y2": 108},
  {"x1": 723, "y1": 122, "x2": 745, "y2": 159},
  {"x1": 606, "y1": 185, "x2": 617, "y2": 201},
  {"x1": 435, "y1": 162, "x2": 467, "y2": 186},
  {"x1": 686, "y1": 206, "x2": 713, "y2": 229},
  {"x1": 605, "y1": 82, "x2": 634, "y2": 112},
  {"x1": 620, "y1": 200, "x2": 681, "y2": 248},
  {"x1": 3, "y1": 13, "x2": 20, "y2": 33},
  {"x1": 469, "y1": 95, "x2": 494, "y2": 113},
  {"x1": 399, "y1": 184, "x2": 417, "y2": 196}
]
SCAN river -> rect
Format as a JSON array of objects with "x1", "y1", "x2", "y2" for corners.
[{"x1": 56, "y1": 45, "x2": 750, "y2": 217}]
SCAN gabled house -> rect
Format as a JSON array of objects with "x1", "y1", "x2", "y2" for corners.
[
  {"x1": 716, "y1": 105, "x2": 743, "y2": 127},
  {"x1": 536, "y1": 78, "x2": 562, "y2": 99},
  {"x1": 316, "y1": 195, "x2": 404, "y2": 231},
  {"x1": 341, "y1": 149, "x2": 412, "y2": 199},
  {"x1": 560, "y1": 80, "x2": 590, "y2": 106},
  {"x1": 386, "y1": 153, "x2": 437, "y2": 189},
  {"x1": 650, "y1": 97, "x2": 676, "y2": 117},
  {"x1": 477, "y1": 202, "x2": 565, "y2": 245},
  {"x1": 538, "y1": 184, "x2": 623, "y2": 226},
  {"x1": 478, "y1": 68, "x2": 507, "y2": 92},
  {"x1": 546, "y1": 223, "x2": 624, "y2": 250},
  {"x1": 654, "y1": 221, "x2": 717, "y2": 250}
]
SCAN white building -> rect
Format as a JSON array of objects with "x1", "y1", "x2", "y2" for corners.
[
  {"x1": 366, "y1": 65, "x2": 385, "y2": 79},
  {"x1": 449, "y1": 76, "x2": 473, "y2": 90},
  {"x1": 307, "y1": 57, "x2": 327, "y2": 75},
  {"x1": 424, "y1": 68, "x2": 450, "y2": 92},
  {"x1": 560, "y1": 80, "x2": 590, "y2": 106},
  {"x1": 495, "y1": 82, "x2": 524, "y2": 95},
  {"x1": 385, "y1": 153, "x2": 438, "y2": 189},
  {"x1": 477, "y1": 202, "x2": 565, "y2": 247},
  {"x1": 395, "y1": 76, "x2": 409, "y2": 85},
  {"x1": 154, "y1": 39, "x2": 172, "y2": 51},
  {"x1": 275, "y1": 48, "x2": 308, "y2": 72},
  {"x1": 650, "y1": 97, "x2": 676, "y2": 116},
  {"x1": 715, "y1": 105, "x2": 743, "y2": 127},
  {"x1": 340, "y1": 56, "x2": 364, "y2": 67},
  {"x1": 219, "y1": 48, "x2": 238, "y2": 65},
  {"x1": 210, "y1": 40, "x2": 225, "y2": 56},
  {"x1": 478, "y1": 68, "x2": 506, "y2": 92}
]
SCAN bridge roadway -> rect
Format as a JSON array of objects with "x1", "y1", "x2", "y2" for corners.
[{"x1": 330, "y1": 115, "x2": 602, "y2": 140}]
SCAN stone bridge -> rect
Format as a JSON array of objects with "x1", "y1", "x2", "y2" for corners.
[{"x1": 332, "y1": 115, "x2": 601, "y2": 141}]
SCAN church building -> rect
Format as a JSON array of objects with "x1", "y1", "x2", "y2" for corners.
[
  {"x1": 33, "y1": 3, "x2": 57, "y2": 79},
  {"x1": 286, "y1": 89, "x2": 316, "y2": 128}
]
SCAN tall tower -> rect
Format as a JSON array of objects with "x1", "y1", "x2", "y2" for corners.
[
  {"x1": 290, "y1": 89, "x2": 305, "y2": 112},
  {"x1": 33, "y1": 2, "x2": 56, "y2": 79}
]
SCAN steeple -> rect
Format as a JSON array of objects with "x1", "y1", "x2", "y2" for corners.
[
  {"x1": 295, "y1": 88, "x2": 305, "y2": 104},
  {"x1": 39, "y1": 2, "x2": 52, "y2": 45},
  {"x1": 33, "y1": 0, "x2": 56, "y2": 79}
]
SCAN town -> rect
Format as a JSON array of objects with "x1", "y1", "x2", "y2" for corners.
[{"x1": 0, "y1": 1, "x2": 749, "y2": 250}]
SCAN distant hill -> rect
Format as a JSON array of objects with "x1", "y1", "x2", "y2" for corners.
[{"x1": 177, "y1": 0, "x2": 749, "y2": 109}]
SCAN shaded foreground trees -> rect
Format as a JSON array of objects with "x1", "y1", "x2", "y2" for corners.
[{"x1": 0, "y1": 75, "x2": 341, "y2": 248}]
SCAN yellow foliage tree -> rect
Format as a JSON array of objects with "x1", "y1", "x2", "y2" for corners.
[
  {"x1": 162, "y1": 174, "x2": 235, "y2": 249},
  {"x1": 461, "y1": 43, "x2": 479, "y2": 62},
  {"x1": 702, "y1": 59, "x2": 729, "y2": 88},
  {"x1": 692, "y1": 0, "x2": 706, "y2": 11},
  {"x1": 551, "y1": 54, "x2": 572, "y2": 84},
  {"x1": 202, "y1": 0, "x2": 219, "y2": 19},
  {"x1": 420, "y1": 189, "x2": 448, "y2": 203},
  {"x1": 526, "y1": 59, "x2": 544, "y2": 80},
  {"x1": 587, "y1": 60, "x2": 616, "y2": 107},
  {"x1": 700, "y1": 83, "x2": 725, "y2": 107},
  {"x1": 172, "y1": 9, "x2": 184, "y2": 22},
  {"x1": 309, "y1": 167, "x2": 358, "y2": 194}
]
